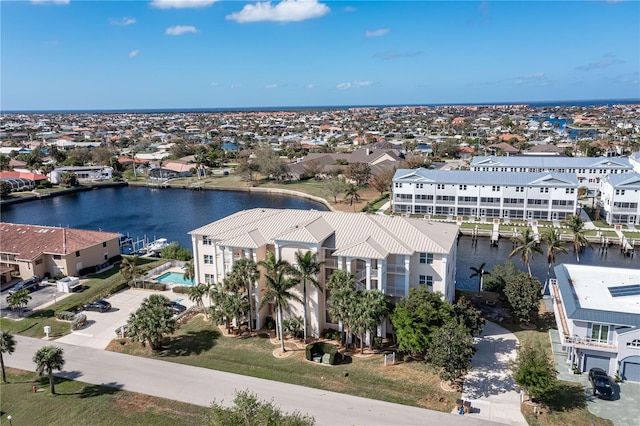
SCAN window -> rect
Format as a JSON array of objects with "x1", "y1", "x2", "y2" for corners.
[
  {"x1": 539, "y1": 187, "x2": 549, "y2": 193},
  {"x1": 615, "y1": 190, "x2": 626, "y2": 195},
  {"x1": 203, "y1": 236, "x2": 215, "y2": 245},
  {"x1": 419, "y1": 253, "x2": 434, "y2": 264},
  {"x1": 416, "y1": 194, "x2": 433, "y2": 201},
  {"x1": 459, "y1": 185, "x2": 467, "y2": 190},
  {"x1": 53, "y1": 254, "x2": 61, "y2": 260},
  {"x1": 417, "y1": 183, "x2": 423, "y2": 189},
  {"x1": 204, "y1": 274, "x2": 215, "y2": 284},
  {"x1": 204, "y1": 255, "x2": 214, "y2": 264},
  {"x1": 437, "y1": 184, "x2": 445, "y2": 190},
  {"x1": 103, "y1": 242, "x2": 107, "y2": 248},
  {"x1": 591, "y1": 324, "x2": 609, "y2": 342},
  {"x1": 565, "y1": 188, "x2": 575, "y2": 194},
  {"x1": 492, "y1": 186, "x2": 500, "y2": 191},
  {"x1": 515, "y1": 186, "x2": 524, "y2": 192},
  {"x1": 395, "y1": 182, "x2": 403, "y2": 188},
  {"x1": 627, "y1": 339, "x2": 640, "y2": 347},
  {"x1": 419, "y1": 275, "x2": 434, "y2": 287},
  {"x1": 75, "y1": 251, "x2": 80, "y2": 257}
]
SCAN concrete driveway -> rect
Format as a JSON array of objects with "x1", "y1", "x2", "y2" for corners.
[
  {"x1": 0, "y1": 282, "x2": 70, "y2": 319},
  {"x1": 55, "y1": 288, "x2": 194, "y2": 349}
]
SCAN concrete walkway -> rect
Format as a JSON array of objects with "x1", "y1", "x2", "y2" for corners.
[
  {"x1": 6, "y1": 335, "x2": 501, "y2": 426},
  {"x1": 376, "y1": 200, "x2": 390, "y2": 215},
  {"x1": 461, "y1": 321, "x2": 528, "y2": 426}
]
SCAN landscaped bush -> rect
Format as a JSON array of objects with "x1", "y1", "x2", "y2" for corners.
[
  {"x1": 321, "y1": 328, "x2": 341, "y2": 341},
  {"x1": 142, "y1": 282, "x2": 166, "y2": 291},
  {"x1": 172, "y1": 285, "x2": 191, "y2": 294},
  {"x1": 264, "y1": 316, "x2": 275, "y2": 330},
  {"x1": 305, "y1": 342, "x2": 342, "y2": 365},
  {"x1": 56, "y1": 311, "x2": 76, "y2": 321},
  {"x1": 283, "y1": 316, "x2": 304, "y2": 339},
  {"x1": 70, "y1": 313, "x2": 87, "y2": 331}
]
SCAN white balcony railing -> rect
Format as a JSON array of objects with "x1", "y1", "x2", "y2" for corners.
[{"x1": 565, "y1": 335, "x2": 617, "y2": 350}]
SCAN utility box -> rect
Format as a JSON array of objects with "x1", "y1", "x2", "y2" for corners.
[{"x1": 57, "y1": 276, "x2": 80, "y2": 293}]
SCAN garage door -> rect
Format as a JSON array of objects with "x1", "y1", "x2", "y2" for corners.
[
  {"x1": 584, "y1": 355, "x2": 610, "y2": 373},
  {"x1": 623, "y1": 362, "x2": 640, "y2": 382}
]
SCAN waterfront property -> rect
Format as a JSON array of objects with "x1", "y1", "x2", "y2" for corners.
[
  {"x1": 189, "y1": 208, "x2": 459, "y2": 338},
  {"x1": 392, "y1": 168, "x2": 578, "y2": 221},
  {"x1": 470, "y1": 155, "x2": 634, "y2": 193},
  {"x1": 49, "y1": 166, "x2": 114, "y2": 183},
  {"x1": 599, "y1": 173, "x2": 640, "y2": 225},
  {"x1": 0, "y1": 222, "x2": 122, "y2": 281},
  {"x1": 550, "y1": 264, "x2": 640, "y2": 382}
]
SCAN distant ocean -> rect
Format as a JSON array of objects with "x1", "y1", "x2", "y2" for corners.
[{"x1": 2, "y1": 99, "x2": 639, "y2": 115}]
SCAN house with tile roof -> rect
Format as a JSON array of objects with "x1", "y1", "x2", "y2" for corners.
[
  {"x1": 0, "y1": 223, "x2": 122, "y2": 281},
  {"x1": 189, "y1": 208, "x2": 458, "y2": 338},
  {"x1": 550, "y1": 264, "x2": 640, "y2": 382}
]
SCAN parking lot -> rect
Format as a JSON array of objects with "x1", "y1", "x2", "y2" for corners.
[{"x1": 1, "y1": 281, "x2": 72, "y2": 319}]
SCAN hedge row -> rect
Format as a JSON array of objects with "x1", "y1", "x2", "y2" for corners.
[{"x1": 305, "y1": 342, "x2": 342, "y2": 365}]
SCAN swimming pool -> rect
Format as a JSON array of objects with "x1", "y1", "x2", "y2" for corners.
[{"x1": 156, "y1": 271, "x2": 195, "y2": 286}]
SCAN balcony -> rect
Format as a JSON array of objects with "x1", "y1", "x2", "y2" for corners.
[
  {"x1": 386, "y1": 284, "x2": 405, "y2": 297},
  {"x1": 324, "y1": 258, "x2": 338, "y2": 268},
  {"x1": 565, "y1": 335, "x2": 617, "y2": 350},
  {"x1": 387, "y1": 264, "x2": 406, "y2": 274}
]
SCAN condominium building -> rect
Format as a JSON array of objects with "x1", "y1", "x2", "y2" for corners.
[
  {"x1": 470, "y1": 156, "x2": 633, "y2": 192},
  {"x1": 599, "y1": 173, "x2": 640, "y2": 225},
  {"x1": 392, "y1": 169, "x2": 578, "y2": 221},
  {"x1": 550, "y1": 264, "x2": 640, "y2": 382},
  {"x1": 189, "y1": 208, "x2": 459, "y2": 337}
]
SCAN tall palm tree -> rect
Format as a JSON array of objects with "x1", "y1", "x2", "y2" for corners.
[
  {"x1": 344, "y1": 184, "x2": 361, "y2": 209},
  {"x1": 469, "y1": 263, "x2": 490, "y2": 294},
  {"x1": 292, "y1": 250, "x2": 324, "y2": 343},
  {"x1": 188, "y1": 283, "x2": 210, "y2": 314},
  {"x1": 0, "y1": 331, "x2": 16, "y2": 383},
  {"x1": 508, "y1": 228, "x2": 542, "y2": 277},
  {"x1": 541, "y1": 228, "x2": 568, "y2": 292},
  {"x1": 326, "y1": 270, "x2": 357, "y2": 348},
  {"x1": 182, "y1": 260, "x2": 195, "y2": 284},
  {"x1": 33, "y1": 346, "x2": 65, "y2": 394},
  {"x1": 120, "y1": 255, "x2": 140, "y2": 287},
  {"x1": 230, "y1": 258, "x2": 260, "y2": 333},
  {"x1": 563, "y1": 214, "x2": 592, "y2": 262},
  {"x1": 258, "y1": 252, "x2": 300, "y2": 353}
]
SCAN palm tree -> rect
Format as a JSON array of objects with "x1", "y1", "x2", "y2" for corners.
[
  {"x1": 0, "y1": 331, "x2": 16, "y2": 383},
  {"x1": 120, "y1": 255, "x2": 140, "y2": 287},
  {"x1": 7, "y1": 289, "x2": 31, "y2": 317},
  {"x1": 344, "y1": 184, "x2": 361, "y2": 209},
  {"x1": 326, "y1": 270, "x2": 357, "y2": 348},
  {"x1": 188, "y1": 283, "x2": 210, "y2": 314},
  {"x1": 469, "y1": 263, "x2": 490, "y2": 294},
  {"x1": 127, "y1": 294, "x2": 176, "y2": 351},
  {"x1": 258, "y1": 252, "x2": 300, "y2": 353},
  {"x1": 230, "y1": 258, "x2": 260, "y2": 333},
  {"x1": 183, "y1": 260, "x2": 195, "y2": 284},
  {"x1": 33, "y1": 346, "x2": 65, "y2": 394},
  {"x1": 508, "y1": 228, "x2": 542, "y2": 277},
  {"x1": 292, "y1": 250, "x2": 324, "y2": 343},
  {"x1": 541, "y1": 228, "x2": 568, "y2": 292},
  {"x1": 563, "y1": 214, "x2": 592, "y2": 262}
]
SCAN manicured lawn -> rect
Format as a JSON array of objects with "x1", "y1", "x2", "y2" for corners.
[
  {"x1": 0, "y1": 368, "x2": 209, "y2": 426},
  {"x1": 107, "y1": 315, "x2": 459, "y2": 412}
]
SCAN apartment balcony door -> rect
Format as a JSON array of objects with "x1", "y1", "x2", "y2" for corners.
[{"x1": 551, "y1": 212, "x2": 558, "y2": 220}]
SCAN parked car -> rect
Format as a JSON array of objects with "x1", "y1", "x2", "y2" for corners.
[
  {"x1": 7, "y1": 276, "x2": 40, "y2": 295},
  {"x1": 169, "y1": 301, "x2": 187, "y2": 315},
  {"x1": 588, "y1": 367, "x2": 614, "y2": 400},
  {"x1": 83, "y1": 299, "x2": 112, "y2": 313}
]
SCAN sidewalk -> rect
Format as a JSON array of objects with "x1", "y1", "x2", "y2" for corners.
[
  {"x1": 6, "y1": 335, "x2": 500, "y2": 426},
  {"x1": 461, "y1": 321, "x2": 528, "y2": 426}
]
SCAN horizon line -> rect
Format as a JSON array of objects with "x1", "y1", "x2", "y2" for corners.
[{"x1": 2, "y1": 98, "x2": 639, "y2": 114}]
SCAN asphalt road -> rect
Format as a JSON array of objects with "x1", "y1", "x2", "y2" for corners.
[
  {"x1": 0, "y1": 283, "x2": 66, "y2": 319},
  {"x1": 5, "y1": 335, "x2": 500, "y2": 426}
]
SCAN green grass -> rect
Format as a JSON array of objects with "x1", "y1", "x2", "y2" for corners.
[
  {"x1": 107, "y1": 316, "x2": 459, "y2": 412},
  {"x1": 0, "y1": 369, "x2": 209, "y2": 426}
]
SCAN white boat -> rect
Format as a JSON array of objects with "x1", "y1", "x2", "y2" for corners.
[{"x1": 145, "y1": 238, "x2": 170, "y2": 253}]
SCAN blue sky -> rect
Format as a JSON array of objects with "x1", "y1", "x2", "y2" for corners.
[{"x1": 2, "y1": 0, "x2": 639, "y2": 110}]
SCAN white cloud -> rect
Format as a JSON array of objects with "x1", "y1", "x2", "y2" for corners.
[
  {"x1": 514, "y1": 71, "x2": 548, "y2": 86},
  {"x1": 230, "y1": 84, "x2": 242, "y2": 89},
  {"x1": 365, "y1": 28, "x2": 389, "y2": 38},
  {"x1": 226, "y1": 0, "x2": 330, "y2": 23},
  {"x1": 31, "y1": 0, "x2": 70, "y2": 5},
  {"x1": 344, "y1": 6, "x2": 356, "y2": 12},
  {"x1": 150, "y1": 0, "x2": 218, "y2": 9},
  {"x1": 111, "y1": 17, "x2": 136, "y2": 26},
  {"x1": 129, "y1": 50, "x2": 139, "y2": 58},
  {"x1": 305, "y1": 83, "x2": 315, "y2": 89},
  {"x1": 336, "y1": 80, "x2": 372, "y2": 90},
  {"x1": 265, "y1": 83, "x2": 279, "y2": 89},
  {"x1": 165, "y1": 25, "x2": 199, "y2": 36},
  {"x1": 209, "y1": 82, "x2": 219, "y2": 87}
]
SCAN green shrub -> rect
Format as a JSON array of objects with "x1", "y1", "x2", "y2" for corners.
[
  {"x1": 172, "y1": 286, "x2": 191, "y2": 294},
  {"x1": 283, "y1": 316, "x2": 304, "y2": 339},
  {"x1": 305, "y1": 342, "x2": 341, "y2": 365},
  {"x1": 264, "y1": 316, "x2": 275, "y2": 330},
  {"x1": 71, "y1": 313, "x2": 87, "y2": 331},
  {"x1": 55, "y1": 311, "x2": 76, "y2": 321},
  {"x1": 142, "y1": 282, "x2": 166, "y2": 291},
  {"x1": 321, "y1": 328, "x2": 341, "y2": 341}
]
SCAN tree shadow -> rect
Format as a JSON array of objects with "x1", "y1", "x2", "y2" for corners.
[
  {"x1": 77, "y1": 382, "x2": 124, "y2": 398},
  {"x1": 158, "y1": 329, "x2": 220, "y2": 357},
  {"x1": 29, "y1": 309, "x2": 55, "y2": 319},
  {"x1": 544, "y1": 382, "x2": 587, "y2": 412}
]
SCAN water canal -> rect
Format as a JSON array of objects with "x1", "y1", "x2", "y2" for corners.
[{"x1": 2, "y1": 186, "x2": 636, "y2": 291}]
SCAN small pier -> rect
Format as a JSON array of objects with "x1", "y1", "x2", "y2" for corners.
[
  {"x1": 614, "y1": 228, "x2": 635, "y2": 256},
  {"x1": 491, "y1": 221, "x2": 500, "y2": 247},
  {"x1": 531, "y1": 221, "x2": 540, "y2": 243}
]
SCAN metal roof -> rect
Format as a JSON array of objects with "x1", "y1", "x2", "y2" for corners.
[
  {"x1": 393, "y1": 169, "x2": 578, "y2": 187},
  {"x1": 470, "y1": 155, "x2": 632, "y2": 169},
  {"x1": 602, "y1": 173, "x2": 640, "y2": 189}
]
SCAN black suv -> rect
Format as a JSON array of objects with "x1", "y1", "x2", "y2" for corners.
[
  {"x1": 588, "y1": 367, "x2": 614, "y2": 400},
  {"x1": 7, "y1": 276, "x2": 40, "y2": 295},
  {"x1": 82, "y1": 299, "x2": 112, "y2": 313}
]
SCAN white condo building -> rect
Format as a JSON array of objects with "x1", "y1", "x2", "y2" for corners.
[
  {"x1": 189, "y1": 208, "x2": 459, "y2": 338},
  {"x1": 392, "y1": 169, "x2": 579, "y2": 221},
  {"x1": 599, "y1": 173, "x2": 640, "y2": 226},
  {"x1": 470, "y1": 156, "x2": 633, "y2": 193},
  {"x1": 551, "y1": 264, "x2": 640, "y2": 382}
]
